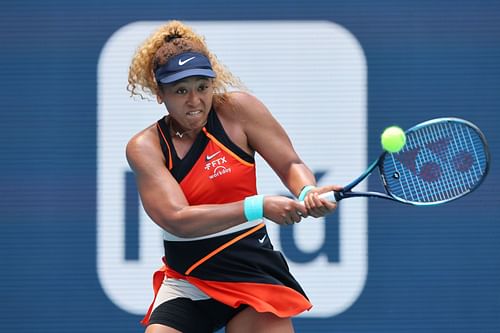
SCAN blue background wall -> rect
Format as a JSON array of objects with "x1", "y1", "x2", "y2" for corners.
[{"x1": 1, "y1": 0, "x2": 499, "y2": 332}]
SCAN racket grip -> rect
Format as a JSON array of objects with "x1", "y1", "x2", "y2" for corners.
[
  {"x1": 297, "y1": 191, "x2": 337, "y2": 216},
  {"x1": 299, "y1": 190, "x2": 337, "y2": 204},
  {"x1": 318, "y1": 191, "x2": 337, "y2": 203}
]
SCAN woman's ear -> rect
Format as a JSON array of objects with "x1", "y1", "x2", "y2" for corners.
[{"x1": 156, "y1": 94, "x2": 163, "y2": 104}]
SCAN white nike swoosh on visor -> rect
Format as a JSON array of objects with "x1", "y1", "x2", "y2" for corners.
[{"x1": 178, "y1": 56, "x2": 195, "y2": 66}]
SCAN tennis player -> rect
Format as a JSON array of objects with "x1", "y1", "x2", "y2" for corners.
[{"x1": 126, "y1": 20, "x2": 340, "y2": 333}]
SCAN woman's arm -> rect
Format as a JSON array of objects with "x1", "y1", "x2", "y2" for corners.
[
  {"x1": 228, "y1": 92, "x2": 314, "y2": 196},
  {"x1": 126, "y1": 125, "x2": 248, "y2": 238},
  {"x1": 231, "y1": 92, "x2": 339, "y2": 216}
]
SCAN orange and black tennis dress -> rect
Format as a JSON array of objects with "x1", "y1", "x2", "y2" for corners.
[{"x1": 141, "y1": 109, "x2": 311, "y2": 325}]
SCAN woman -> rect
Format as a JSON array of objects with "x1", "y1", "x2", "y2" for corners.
[{"x1": 126, "y1": 20, "x2": 340, "y2": 333}]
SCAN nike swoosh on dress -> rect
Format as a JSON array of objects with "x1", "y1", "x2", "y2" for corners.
[{"x1": 205, "y1": 151, "x2": 221, "y2": 161}]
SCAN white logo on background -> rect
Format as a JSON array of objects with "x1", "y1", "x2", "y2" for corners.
[{"x1": 98, "y1": 21, "x2": 367, "y2": 318}]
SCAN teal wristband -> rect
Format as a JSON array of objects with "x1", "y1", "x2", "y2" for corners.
[
  {"x1": 243, "y1": 195, "x2": 264, "y2": 222},
  {"x1": 298, "y1": 185, "x2": 315, "y2": 201}
]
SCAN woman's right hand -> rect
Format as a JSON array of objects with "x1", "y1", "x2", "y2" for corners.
[{"x1": 263, "y1": 196, "x2": 309, "y2": 226}]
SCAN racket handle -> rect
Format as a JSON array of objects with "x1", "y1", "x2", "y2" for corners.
[
  {"x1": 318, "y1": 191, "x2": 337, "y2": 203},
  {"x1": 297, "y1": 191, "x2": 338, "y2": 216},
  {"x1": 299, "y1": 191, "x2": 338, "y2": 204}
]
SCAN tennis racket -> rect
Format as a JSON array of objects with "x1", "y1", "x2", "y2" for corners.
[{"x1": 318, "y1": 117, "x2": 490, "y2": 206}]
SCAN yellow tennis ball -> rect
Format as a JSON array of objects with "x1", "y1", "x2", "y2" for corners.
[{"x1": 381, "y1": 126, "x2": 406, "y2": 153}]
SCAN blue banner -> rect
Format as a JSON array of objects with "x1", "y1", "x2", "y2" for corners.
[{"x1": 1, "y1": 1, "x2": 499, "y2": 332}]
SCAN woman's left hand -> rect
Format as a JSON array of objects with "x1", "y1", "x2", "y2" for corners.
[{"x1": 302, "y1": 185, "x2": 343, "y2": 218}]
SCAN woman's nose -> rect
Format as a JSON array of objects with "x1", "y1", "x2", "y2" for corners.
[{"x1": 186, "y1": 91, "x2": 200, "y2": 105}]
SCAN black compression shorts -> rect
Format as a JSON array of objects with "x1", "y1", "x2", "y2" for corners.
[{"x1": 148, "y1": 297, "x2": 247, "y2": 333}]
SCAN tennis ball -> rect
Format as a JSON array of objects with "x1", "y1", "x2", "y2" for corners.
[{"x1": 381, "y1": 126, "x2": 406, "y2": 153}]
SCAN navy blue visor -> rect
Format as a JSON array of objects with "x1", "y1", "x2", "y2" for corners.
[{"x1": 154, "y1": 52, "x2": 216, "y2": 84}]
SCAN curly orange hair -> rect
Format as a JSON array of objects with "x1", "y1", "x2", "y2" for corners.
[{"x1": 127, "y1": 20, "x2": 246, "y2": 101}]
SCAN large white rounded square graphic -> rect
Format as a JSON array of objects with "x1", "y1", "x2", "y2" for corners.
[{"x1": 98, "y1": 21, "x2": 367, "y2": 318}]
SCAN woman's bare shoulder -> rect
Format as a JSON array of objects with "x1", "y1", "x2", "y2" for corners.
[
  {"x1": 216, "y1": 91, "x2": 267, "y2": 120},
  {"x1": 126, "y1": 123, "x2": 161, "y2": 167}
]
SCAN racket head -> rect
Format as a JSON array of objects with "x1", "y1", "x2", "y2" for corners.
[{"x1": 380, "y1": 118, "x2": 490, "y2": 205}]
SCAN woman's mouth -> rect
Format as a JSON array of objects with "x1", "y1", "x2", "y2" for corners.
[{"x1": 187, "y1": 110, "x2": 202, "y2": 116}]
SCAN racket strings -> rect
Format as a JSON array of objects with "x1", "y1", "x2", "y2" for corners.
[
  {"x1": 415, "y1": 123, "x2": 483, "y2": 201},
  {"x1": 384, "y1": 121, "x2": 488, "y2": 204}
]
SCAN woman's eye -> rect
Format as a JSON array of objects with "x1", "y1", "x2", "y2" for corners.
[{"x1": 176, "y1": 88, "x2": 187, "y2": 94}]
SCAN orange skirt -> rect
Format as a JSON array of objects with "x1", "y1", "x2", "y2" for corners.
[{"x1": 141, "y1": 223, "x2": 312, "y2": 325}]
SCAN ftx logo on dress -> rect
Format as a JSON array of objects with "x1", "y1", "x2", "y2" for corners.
[{"x1": 204, "y1": 151, "x2": 232, "y2": 180}]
